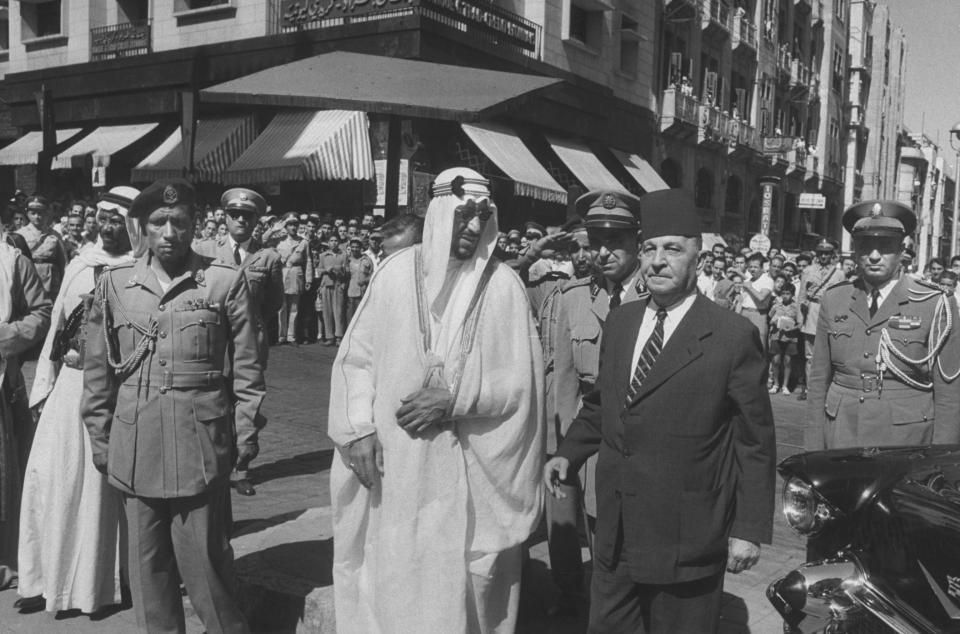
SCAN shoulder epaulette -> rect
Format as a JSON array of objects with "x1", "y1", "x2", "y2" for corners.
[
  {"x1": 911, "y1": 278, "x2": 943, "y2": 294},
  {"x1": 824, "y1": 279, "x2": 853, "y2": 292},
  {"x1": 209, "y1": 260, "x2": 237, "y2": 270},
  {"x1": 560, "y1": 276, "x2": 591, "y2": 293},
  {"x1": 105, "y1": 260, "x2": 135, "y2": 271}
]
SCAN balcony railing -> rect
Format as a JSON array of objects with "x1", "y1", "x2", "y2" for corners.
[
  {"x1": 790, "y1": 59, "x2": 811, "y2": 88},
  {"x1": 763, "y1": 136, "x2": 807, "y2": 166},
  {"x1": 700, "y1": 0, "x2": 731, "y2": 34},
  {"x1": 90, "y1": 20, "x2": 151, "y2": 61},
  {"x1": 274, "y1": 0, "x2": 540, "y2": 59}
]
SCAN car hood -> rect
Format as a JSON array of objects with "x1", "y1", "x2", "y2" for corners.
[{"x1": 778, "y1": 445, "x2": 960, "y2": 513}]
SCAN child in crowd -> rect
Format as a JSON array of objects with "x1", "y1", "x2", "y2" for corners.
[{"x1": 768, "y1": 282, "x2": 800, "y2": 394}]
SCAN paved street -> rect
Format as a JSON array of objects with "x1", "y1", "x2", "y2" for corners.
[{"x1": 1, "y1": 343, "x2": 809, "y2": 633}]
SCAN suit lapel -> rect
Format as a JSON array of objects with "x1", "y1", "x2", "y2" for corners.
[{"x1": 627, "y1": 295, "x2": 709, "y2": 406}]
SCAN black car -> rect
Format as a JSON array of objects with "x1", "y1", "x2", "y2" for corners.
[{"x1": 767, "y1": 446, "x2": 960, "y2": 633}]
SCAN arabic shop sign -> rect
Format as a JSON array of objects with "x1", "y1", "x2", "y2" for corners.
[
  {"x1": 281, "y1": 0, "x2": 537, "y2": 51},
  {"x1": 91, "y1": 22, "x2": 151, "y2": 58}
]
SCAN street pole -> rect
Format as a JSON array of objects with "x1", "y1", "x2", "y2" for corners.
[{"x1": 952, "y1": 151, "x2": 959, "y2": 259}]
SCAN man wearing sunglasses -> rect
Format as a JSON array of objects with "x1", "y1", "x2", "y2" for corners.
[
  {"x1": 328, "y1": 167, "x2": 543, "y2": 633},
  {"x1": 200, "y1": 188, "x2": 282, "y2": 496}
]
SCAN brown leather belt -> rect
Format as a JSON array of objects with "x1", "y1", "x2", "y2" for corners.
[{"x1": 123, "y1": 371, "x2": 223, "y2": 393}]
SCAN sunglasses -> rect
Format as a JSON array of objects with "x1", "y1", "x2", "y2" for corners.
[{"x1": 454, "y1": 198, "x2": 496, "y2": 223}]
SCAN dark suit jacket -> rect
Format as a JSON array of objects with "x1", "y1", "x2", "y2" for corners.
[{"x1": 556, "y1": 294, "x2": 776, "y2": 584}]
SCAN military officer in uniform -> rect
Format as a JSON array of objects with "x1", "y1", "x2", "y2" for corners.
[
  {"x1": 797, "y1": 238, "x2": 845, "y2": 400},
  {"x1": 806, "y1": 200, "x2": 960, "y2": 450},
  {"x1": 543, "y1": 189, "x2": 645, "y2": 608},
  {"x1": 81, "y1": 179, "x2": 264, "y2": 634},
  {"x1": 203, "y1": 187, "x2": 282, "y2": 496}
]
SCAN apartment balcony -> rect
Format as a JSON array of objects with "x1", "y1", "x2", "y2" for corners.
[
  {"x1": 804, "y1": 153, "x2": 820, "y2": 181},
  {"x1": 700, "y1": 0, "x2": 732, "y2": 39},
  {"x1": 790, "y1": 59, "x2": 811, "y2": 90},
  {"x1": 731, "y1": 14, "x2": 757, "y2": 53},
  {"x1": 762, "y1": 136, "x2": 806, "y2": 173},
  {"x1": 808, "y1": 73, "x2": 821, "y2": 99},
  {"x1": 665, "y1": 0, "x2": 700, "y2": 16},
  {"x1": 776, "y1": 47, "x2": 792, "y2": 80},
  {"x1": 275, "y1": 0, "x2": 541, "y2": 60},
  {"x1": 697, "y1": 105, "x2": 736, "y2": 149},
  {"x1": 90, "y1": 20, "x2": 151, "y2": 62},
  {"x1": 725, "y1": 118, "x2": 760, "y2": 158},
  {"x1": 660, "y1": 88, "x2": 700, "y2": 138}
]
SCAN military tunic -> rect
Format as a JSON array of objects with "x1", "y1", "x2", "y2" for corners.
[
  {"x1": 81, "y1": 252, "x2": 266, "y2": 498},
  {"x1": 806, "y1": 276, "x2": 960, "y2": 450},
  {"x1": 798, "y1": 262, "x2": 845, "y2": 335}
]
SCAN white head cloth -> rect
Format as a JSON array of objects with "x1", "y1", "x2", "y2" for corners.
[
  {"x1": 97, "y1": 185, "x2": 142, "y2": 256},
  {"x1": 421, "y1": 167, "x2": 499, "y2": 328}
]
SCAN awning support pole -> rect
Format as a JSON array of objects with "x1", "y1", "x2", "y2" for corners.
[
  {"x1": 385, "y1": 115, "x2": 401, "y2": 217},
  {"x1": 34, "y1": 86, "x2": 54, "y2": 194}
]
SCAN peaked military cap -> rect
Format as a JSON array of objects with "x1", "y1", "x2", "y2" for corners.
[
  {"x1": 814, "y1": 238, "x2": 836, "y2": 252},
  {"x1": 129, "y1": 179, "x2": 196, "y2": 220},
  {"x1": 842, "y1": 199, "x2": 916, "y2": 238},
  {"x1": 221, "y1": 188, "x2": 266, "y2": 217},
  {"x1": 524, "y1": 221, "x2": 546, "y2": 236},
  {"x1": 639, "y1": 189, "x2": 700, "y2": 239},
  {"x1": 577, "y1": 189, "x2": 641, "y2": 230},
  {"x1": 25, "y1": 195, "x2": 48, "y2": 210}
]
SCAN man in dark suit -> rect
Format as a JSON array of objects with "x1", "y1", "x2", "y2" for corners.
[{"x1": 544, "y1": 189, "x2": 776, "y2": 633}]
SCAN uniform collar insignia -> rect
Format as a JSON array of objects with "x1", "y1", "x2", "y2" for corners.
[{"x1": 834, "y1": 314, "x2": 848, "y2": 322}]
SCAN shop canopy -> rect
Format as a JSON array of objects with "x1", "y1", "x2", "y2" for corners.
[
  {"x1": 0, "y1": 128, "x2": 83, "y2": 166},
  {"x1": 222, "y1": 110, "x2": 374, "y2": 185},
  {"x1": 462, "y1": 123, "x2": 567, "y2": 204},
  {"x1": 610, "y1": 149, "x2": 668, "y2": 193},
  {"x1": 51, "y1": 123, "x2": 158, "y2": 170},
  {"x1": 132, "y1": 116, "x2": 256, "y2": 183},
  {"x1": 546, "y1": 136, "x2": 625, "y2": 191},
  {"x1": 201, "y1": 51, "x2": 562, "y2": 122}
]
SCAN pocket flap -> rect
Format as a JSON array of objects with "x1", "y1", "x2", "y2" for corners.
[
  {"x1": 193, "y1": 390, "x2": 230, "y2": 423},
  {"x1": 570, "y1": 318, "x2": 601, "y2": 343},
  {"x1": 825, "y1": 388, "x2": 843, "y2": 418}
]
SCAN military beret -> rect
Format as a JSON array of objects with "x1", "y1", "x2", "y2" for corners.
[
  {"x1": 221, "y1": 188, "x2": 266, "y2": 217},
  {"x1": 524, "y1": 221, "x2": 546, "y2": 237},
  {"x1": 814, "y1": 238, "x2": 835, "y2": 252},
  {"x1": 128, "y1": 179, "x2": 196, "y2": 220},
  {"x1": 640, "y1": 189, "x2": 700, "y2": 239},
  {"x1": 577, "y1": 189, "x2": 641, "y2": 230},
  {"x1": 842, "y1": 199, "x2": 916, "y2": 238},
  {"x1": 26, "y1": 195, "x2": 48, "y2": 210}
]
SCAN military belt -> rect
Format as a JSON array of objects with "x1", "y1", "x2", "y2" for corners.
[
  {"x1": 122, "y1": 371, "x2": 223, "y2": 393},
  {"x1": 831, "y1": 372, "x2": 926, "y2": 393}
]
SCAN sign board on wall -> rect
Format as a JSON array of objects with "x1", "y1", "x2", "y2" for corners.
[
  {"x1": 92, "y1": 166, "x2": 106, "y2": 188},
  {"x1": 375, "y1": 159, "x2": 408, "y2": 207},
  {"x1": 749, "y1": 233, "x2": 771, "y2": 253},
  {"x1": 798, "y1": 193, "x2": 826, "y2": 209}
]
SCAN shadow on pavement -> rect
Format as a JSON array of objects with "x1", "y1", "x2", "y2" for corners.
[
  {"x1": 233, "y1": 509, "x2": 309, "y2": 539},
  {"x1": 237, "y1": 539, "x2": 333, "y2": 634},
  {"x1": 248, "y1": 450, "x2": 334, "y2": 486}
]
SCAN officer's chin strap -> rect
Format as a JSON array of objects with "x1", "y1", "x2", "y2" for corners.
[{"x1": 875, "y1": 289, "x2": 959, "y2": 392}]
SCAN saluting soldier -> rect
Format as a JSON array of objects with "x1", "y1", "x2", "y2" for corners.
[
  {"x1": 543, "y1": 190, "x2": 645, "y2": 609},
  {"x1": 203, "y1": 187, "x2": 282, "y2": 496},
  {"x1": 81, "y1": 179, "x2": 265, "y2": 634},
  {"x1": 797, "y1": 238, "x2": 845, "y2": 400},
  {"x1": 806, "y1": 200, "x2": 960, "y2": 450}
]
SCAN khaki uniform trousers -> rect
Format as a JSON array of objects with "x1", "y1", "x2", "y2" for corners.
[{"x1": 124, "y1": 486, "x2": 249, "y2": 634}]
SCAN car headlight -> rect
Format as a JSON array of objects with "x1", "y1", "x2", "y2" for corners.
[{"x1": 782, "y1": 476, "x2": 835, "y2": 536}]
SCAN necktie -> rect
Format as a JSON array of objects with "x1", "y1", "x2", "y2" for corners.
[
  {"x1": 233, "y1": 243, "x2": 242, "y2": 265},
  {"x1": 609, "y1": 283, "x2": 623, "y2": 310},
  {"x1": 869, "y1": 288, "x2": 880, "y2": 318},
  {"x1": 625, "y1": 308, "x2": 668, "y2": 406}
]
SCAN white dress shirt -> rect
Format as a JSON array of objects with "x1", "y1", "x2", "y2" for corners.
[
  {"x1": 867, "y1": 277, "x2": 898, "y2": 309},
  {"x1": 228, "y1": 236, "x2": 252, "y2": 263},
  {"x1": 630, "y1": 292, "x2": 698, "y2": 371}
]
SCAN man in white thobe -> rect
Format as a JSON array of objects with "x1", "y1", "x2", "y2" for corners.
[{"x1": 328, "y1": 167, "x2": 544, "y2": 634}]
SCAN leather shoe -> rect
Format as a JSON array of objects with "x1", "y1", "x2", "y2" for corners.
[
  {"x1": 232, "y1": 479, "x2": 256, "y2": 496},
  {"x1": 14, "y1": 595, "x2": 44, "y2": 612}
]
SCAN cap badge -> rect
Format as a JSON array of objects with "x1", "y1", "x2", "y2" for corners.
[
  {"x1": 163, "y1": 185, "x2": 179, "y2": 205},
  {"x1": 240, "y1": 193, "x2": 248, "y2": 201},
  {"x1": 871, "y1": 203, "x2": 882, "y2": 217},
  {"x1": 602, "y1": 194, "x2": 617, "y2": 209}
]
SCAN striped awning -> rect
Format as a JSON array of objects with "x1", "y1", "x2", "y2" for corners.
[
  {"x1": 0, "y1": 128, "x2": 82, "y2": 166},
  {"x1": 611, "y1": 149, "x2": 668, "y2": 192},
  {"x1": 51, "y1": 123, "x2": 158, "y2": 169},
  {"x1": 462, "y1": 123, "x2": 566, "y2": 204},
  {"x1": 132, "y1": 116, "x2": 256, "y2": 183},
  {"x1": 546, "y1": 136, "x2": 625, "y2": 190},
  {"x1": 223, "y1": 110, "x2": 373, "y2": 185}
]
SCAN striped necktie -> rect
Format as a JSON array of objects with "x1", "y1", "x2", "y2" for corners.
[{"x1": 625, "y1": 307, "x2": 668, "y2": 407}]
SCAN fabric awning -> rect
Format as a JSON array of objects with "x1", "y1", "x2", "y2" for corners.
[
  {"x1": 546, "y1": 136, "x2": 624, "y2": 190},
  {"x1": 51, "y1": 123, "x2": 158, "y2": 169},
  {"x1": 611, "y1": 149, "x2": 668, "y2": 192},
  {"x1": 202, "y1": 51, "x2": 562, "y2": 123},
  {"x1": 132, "y1": 116, "x2": 256, "y2": 183},
  {"x1": 0, "y1": 128, "x2": 82, "y2": 166},
  {"x1": 222, "y1": 110, "x2": 373, "y2": 185},
  {"x1": 462, "y1": 123, "x2": 566, "y2": 204}
]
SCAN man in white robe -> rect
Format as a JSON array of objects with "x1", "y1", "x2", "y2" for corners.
[{"x1": 328, "y1": 167, "x2": 544, "y2": 634}]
